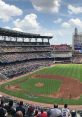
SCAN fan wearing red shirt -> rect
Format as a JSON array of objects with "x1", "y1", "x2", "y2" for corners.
[{"x1": 39, "y1": 109, "x2": 48, "y2": 117}]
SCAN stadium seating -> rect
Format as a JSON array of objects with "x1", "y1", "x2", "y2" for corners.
[{"x1": 0, "y1": 41, "x2": 53, "y2": 78}]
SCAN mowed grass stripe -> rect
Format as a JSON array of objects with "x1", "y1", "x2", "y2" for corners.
[
  {"x1": 36, "y1": 64, "x2": 82, "y2": 81},
  {"x1": 20, "y1": 78, "x2": 61, "y2": 95}
]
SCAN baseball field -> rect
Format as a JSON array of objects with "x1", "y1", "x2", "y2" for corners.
[{"x1": 1, "y1": 64, "x2": 82, "y2": 105}]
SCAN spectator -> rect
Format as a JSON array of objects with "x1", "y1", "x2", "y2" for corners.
[
  {"x1": 49, "y1": 104, "x2": 62, "y2": 117},
  {"x1": 16, "y1": 101, "x2": 25, "y2": 116},
  {"x1": 62, "y1": 104, "x2": 70, "y2": 117},
  {"x1": 34, "y1": 110, "x2": 39, "y2": 117},
  {"x1": 5, "y1": 100, "x2": 16, "y2": 117},
  {"x1": 26, "y1": 106, "x2": 34, "y2": 117},
  {"x1": 0, "y1": 104, "x2": 7, "y2": 117},
  {"x1": 71, "y1": 110, "x2": 76, "y2": 117},
  {"x1": 39, "y1": 109, "x2": 48, "y2": 117},
  {"x1": 15, "y1": 111, "x2": 23, "y2": 117},
  {"x1": 0, "y1": 107, "x2": 5, "y2": 117},
  {"x1": 0, "y1": 99, "x2": 5, "y2": 108}
]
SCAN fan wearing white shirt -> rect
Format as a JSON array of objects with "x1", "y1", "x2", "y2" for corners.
[{"x1": 62, "y1": 104, "x2": 70, "y2": 117}]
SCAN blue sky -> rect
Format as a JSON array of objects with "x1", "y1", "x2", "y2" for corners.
[{"x1": 0, "y1": 0, "x2": 82, "y2": 45}]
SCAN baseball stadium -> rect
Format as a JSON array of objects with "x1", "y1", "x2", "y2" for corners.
[
  {"x1": 0, "y1": 27, "x2": 82, "y2": 116},
  {"x1": 1, "y1": 0, "x2": 82, "y2": 116}
]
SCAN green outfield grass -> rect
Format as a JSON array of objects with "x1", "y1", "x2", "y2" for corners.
[{"x1": 1, "y1": 64, "x2": 82, "y2": 105}]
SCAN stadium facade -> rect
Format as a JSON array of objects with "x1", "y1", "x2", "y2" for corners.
[
  {"x1": 72, "y1": 28, "x2": 82, "y2": 53},
  {"x1": 72, "y1": 28, "x2": 82, "y2": 63},
  {"x1": 51, "y1": 44, "x2": 72, "y2": 63}
]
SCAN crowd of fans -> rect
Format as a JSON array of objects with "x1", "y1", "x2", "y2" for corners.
[
  {"x1": 0, "y1": 96, "x2": 81, "y2": 117},
  {"x1": 0, "y1": 40, "x2": 53, "y2": 79},
  {"x1": 0, "y1": 46, "x2": 52, "y2": 53},
  {"x1": 0, "y1": 53, "x2": 51, "y2": 63},
  {"x1": 0, "y1": 60, "x2": 52, "y2": 78},
  {"x1": 72, "y1": 56, "x2": 82, "y2": 63},
  {"x1": 51, "y1": 45, "x2": 72, "y2": 52}
]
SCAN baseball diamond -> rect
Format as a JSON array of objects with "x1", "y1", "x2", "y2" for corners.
[{"x1": 1, "y1": 64, "x2": 82, "y2": 105}]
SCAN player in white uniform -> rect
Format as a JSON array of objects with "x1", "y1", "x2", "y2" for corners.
[{"x1": 62, "y1": 104, "x2": 70, "y2": 117}]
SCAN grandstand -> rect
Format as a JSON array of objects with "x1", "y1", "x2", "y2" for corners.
[
  {"x1": 0, "y1": 28, "x2": 53, "y2": 79},
  {"x1": 51, "y1": 44, "x2": 72, "y2": 63}
]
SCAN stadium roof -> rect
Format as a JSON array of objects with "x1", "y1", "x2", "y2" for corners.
[{"x1": 0, "y1": 28, "x2": 52, "y2": 39}]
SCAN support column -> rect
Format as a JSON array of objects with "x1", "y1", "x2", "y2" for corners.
[
  {"x1": 48, "y1": 38, "x2": 49, "y2": 43},
  {"x1": 2, "y1": 36, "x2": 3, "y2": 40},
  {"x1": 42, "y1": 38, "x2": 44, "y2": 43},
  {"x1": 35, "y1": 38, "x2": 37, "y2": 42},
  {"x1": 22, "y1": 38, "x2": 24, "y2": 42},
  {"x1": 3, "y1": 36, "x2": 6, "y2": 41},
  {"x1": 9, "y1": 36, "x2": 12, "y2": 41},
  {"x1": 15, "y1": 37, "x2": 17, "y2": 42},
  {"x1": 29, "y1": 38, "x2": 31, "y2": 42}
]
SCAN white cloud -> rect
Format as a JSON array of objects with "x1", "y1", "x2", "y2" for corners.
[
  {"x1": 62, "y1": 22, "x2": 71, "y2": 28},
  {"x1": 14, "y1": 13, "x2": 40, "y2": 32},
  {"x1": 68, "y1": 4, "x2": 82, "y2": 14},
  {"x1": 13, "y1": 13, "x2": 54, "y2": 41},
  {"x1": 62, "y1": 18, "x2": 82, "y2": 28},
  {"x1": 0, "y1": 0, "x2": 23, "y2": 21},
  {"x1": 31, "y1": 0, "x2": 61, "y2": 13},
  {"x1": 54, "y1": 18, "x2": 62, "y2": 23},
  {"x1": 69, "y1": 18, "x2": 82, "y2": 28}
]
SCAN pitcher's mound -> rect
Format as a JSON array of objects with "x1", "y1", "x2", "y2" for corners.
[{"x1": 35, "y1": 82, "x2": 44, "y2": 88}]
